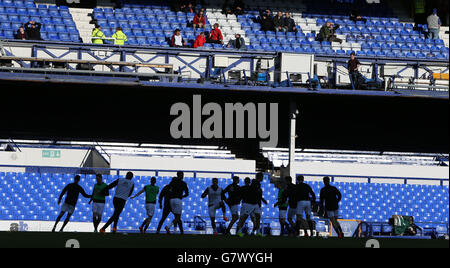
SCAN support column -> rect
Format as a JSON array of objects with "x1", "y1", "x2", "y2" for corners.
[{"x1": 287, "y1": 98, "x2": 298, "y2": 182}]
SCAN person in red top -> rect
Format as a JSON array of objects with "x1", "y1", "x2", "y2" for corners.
[
  {"x1": 207, "y1": 23, "x2": 224, "y2": 45},
  {"x1": 193, "y1": 32, "x2": 206, "y2": 48},
  {"x1": 193, "y1": 10, "x2": 206, "y2": 30}
]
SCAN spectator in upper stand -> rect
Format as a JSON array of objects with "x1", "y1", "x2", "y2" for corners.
[
  {"x1": 227, "y1": 33, "x2": 246, "y2": 50},
  {"x1": 317, "y1": 21, "x2": 342, "y2": 44},
  {"x1": 427, "y1": 8, "x2": 441, "y2": 40},
  {"x1": 232, "y1": 0, "x2": 245, "y2": 16},
  {"x1": 193, "y1": 31, "x2": 206, "y2": 48},
  {"x1": 260, "y1": 13, "x2": 275, "y2": 32},
  {"x1": 284, "y1": 12, "x2": 298, "y2": 33},
  {"x1": 112, "y1": 27, "x2": 127, "y2": 46},
  {"x1": 14, "y1": 26, "x2": 28, "y2": 40},
  {"x1": 349, "y1": 9, "x2": 367, "y2": 23},
  {"x1": 91, "y1": 25, "x2": 105, "y2": 44},
  {"x1": 172, "y1": 0, "x2": 187, "y2": 12},
  {"x1": 183, "y1": 2, "x2": 196, "y2": 13},
  {"x1": 207, "y1": 23, "x2": 224, "y2": 45},
  {"x1": 347, "y1": 52, "x2": 361, "y2": 90},
  {"x1": 24, "y1": 21, "x2": 42, "y2": 41},
  {"x1": 170, "y1": 29, "x2": 187, "y2": 47},
  {"x1": 273, "y1": 11, "x2": 286, "y2": 33},
  {"x1": 193, "y1": 10, "x2": 206, "y2": 30},
  {"x1": 222, "y1": 0, "x2": 233, "y2": 16}
]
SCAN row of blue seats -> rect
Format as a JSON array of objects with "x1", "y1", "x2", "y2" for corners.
[
  {"x1": 96, "y1": 22, "x2": 211, "y2": 32},
  {"x1": 349, "y1": 36, "x2": 445, "y2": 45},
  {"x1": 0, "y1": 31, "x2": 80, "y2": 42},
  {"x1": 0, "y1": 15, "x2": 74, "y2": 25},
  {"x1": 0, "y1": 23, "x2": 78, "y2": 32},
  {"x1": 93, "y1": 12, "x2": 198, "y2": 21},
  {"x1": 0, "y1": 8, "x2": 71, "y2": 17},
  {"x1": 361, "y1": 44, "x2": 446, "y2": 53}
]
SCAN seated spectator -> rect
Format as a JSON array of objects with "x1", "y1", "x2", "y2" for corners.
[
  {"x1": 24, "y1": 21, "x2": 42, "y2": 41},
  {"x1": 232, "y1": 0, "x2": 245, "y2": 16},
  {"x1": 349, "y1": 9, "x2": 367, "y2": 23},
  {"x1": 112, "y1": 27, "x2": 127, "y2": 46},
  {"x1": 14, "y1": 26, "x2": 28, "y2": 40},
  {"x1": 193, "y1": 10, "x2": 206, "y2": 30},
  {"x1": 183, "y1": 2, "x2": 196, "y2": 13},
  {"x1": 170, "y1": 29, "x2": 187, "y2": 47},
  {"x1": 273, "y1": 11, "x2": 285, "y2": 33},
  {"x1": 284, "y1": 12, "x2": 298, "y2": 33},
  {"x1": 193, "y1": 31, "x2": 206, "y2": 48},
  {"x1": 260, "y1": 14, "x2": 275, "y2": 32},
  {"x1": 222, "y1": 0, "x2": 233, "y2": 15},
  {"x1": 208, "y1": 23, "x2": 224, "y2": 45},
  {"x1": 317, "y1": 21, "x2": 342, "y2": 44},
  {"x1": 227, "y1": 33, "x2": 246, "y2": 50}
]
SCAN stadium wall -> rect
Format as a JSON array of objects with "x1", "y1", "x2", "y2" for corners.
[
  {"x1": 109, "y1": 155, "x2": 256, "y2": 177},
  {"x1": 0, "y1": 220, "x2": 109, "y2": 232},
  {"x1": 292, "y1": 162, "x2": 449, "y2": 185}
]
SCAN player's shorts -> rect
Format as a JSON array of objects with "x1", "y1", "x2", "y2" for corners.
[
  {"x1": 287, "y1": 207, "x2": 297, "y2": 219},
  {"x1": 61, "y1": 203, "x2": 75, "y2": 214},
  {"x1": 296, "y1": 201, "x2": 312, "y2": 217},
  {"x1": 279, "y1": 209, "x2": 287, "y2": 219},
  {"x1": 170, "y1": 198, "x2": 183, "y2": 215},
  {"x1": 240, "y1": 203, "x2": 260, "y2": 217},
  {"x1": 327, "y1": 210, "x2": 339, "y2": 218},
  {"x1": 145, "y1": 203, "x2": 156, "y2": 217},
  {"x1": 229, "y1": 204, "x2": 239, "y2": 216},
  {"x1": 92, "y1": 202, "x2": 105, "y2": 215},
  {"x1": 250, "y1": 205, "x2": 262, "y2": 218},
  {"x1": 208, "y1": 203, "x2": 222, "y2": 218}
]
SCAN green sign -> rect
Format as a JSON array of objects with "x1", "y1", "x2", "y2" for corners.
[{"x1": 42, "y1": 150, "x2": 61, "y2": 159}]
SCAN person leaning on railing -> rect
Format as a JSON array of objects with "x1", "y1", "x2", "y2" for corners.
[
  {"x1": 112, "y1": 27, "x2": 128, "y2": 46},
  {"x1": 91, "y1": 25, "x2": 106, "y2": 44}
]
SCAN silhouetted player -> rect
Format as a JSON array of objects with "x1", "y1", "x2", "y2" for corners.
[
  {"x1": 131, "y1": 176, "x2": 159, "y2": 234},
  {"x1": 273, "y1": 180, "x2": 289, "y2": 236},
  {"x1": 166, "y1": 171, "x2": 189, "y2": 234},
  {"x1": 100, "y1": 172, "x2": 135, "y2": 234},
  {"x1": 201, "y1": 178, "x2": 229, "y2": 235},
  {"x1": 88, "y1": 174, "x2": 108, "y2": 233},
  {"x1": 320, "y1": 176, "x2": 344, "y2": 238},
  {"x1": 156, "y1": 177, "x2": 175, "y2": 234},
  {"x1": 281, "y1": 176, "x2": 299, "y2": 235},
  {"x1": 52, "y1": 175, "x2": 91, "y2": 232},
  {"x1": 235, "y1": 177, "x2": 262, "y2": 237},
  {"x1": 223, "y1": 176, "x2": 241, "y2": 234},
  {"x1": 296, "y1": 175, "x2": 316, "y2": 237},
  {"x1": 250, "y1": 172, "x2": 267, "y2": 235}
]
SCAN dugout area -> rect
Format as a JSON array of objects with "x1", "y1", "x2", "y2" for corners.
[{"x1": 0, "y1": 232, "x2": 447, "y2": 248}]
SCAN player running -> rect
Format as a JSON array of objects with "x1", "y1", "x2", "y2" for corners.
[
  {"x1": 250, "y1": 173, "x2": 267, "y2": 236},
  {"x1": 281, "y1": 176, "x2": 299, "y2": 235},
  {"x1": 131, "y1": 176, "x2": 160, "y2": 234},
  {"x1": 223, "y1": 176, "x2": 241, "y2": 235},
  {"x1": 156, "y1": 177, "x2": 175, "y2": 234},
  {"x1": 296, "y1": 175, "x2": 316, "y2": 237},
  {"x1": 201, "y1": 178, "x2": 229, "y2": 235},
  {"x1": 273, "y1": 180, "x2": 289, "y2": 236},
  {"x1": 52, "y1": 175, "x2": 91, "y2": 232},
  {"x1": 235, "y1": 177, "x2": 263, "y2": 237},
  {"x1": 320, "y1": 176, "x2": 344, "y2": 238},
  {"x1": 166, "y1": 171, "x2": 189, "y2": 234},
  {"x1": 88, "y1": 174, "x2": 109, "y2": 233},
  {"x1": 99, "y1": 172, "x2": 135, "y2": 234}
]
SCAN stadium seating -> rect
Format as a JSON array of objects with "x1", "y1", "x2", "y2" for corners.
[
  {"x1": 0, "y1": 0, "x2": 448, "y2": 60},
  {"x1": 0, "y1": 0, "x2": 81, "y2": 42},
  {"x1": 0, "y1": 171, "x2": 448, "y2": 234}
]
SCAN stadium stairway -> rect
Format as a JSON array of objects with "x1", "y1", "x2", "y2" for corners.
[{"x1": 69, "y1": 8, "x2": 93, "y2": 43}]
